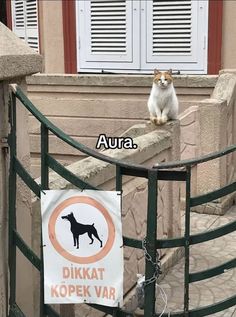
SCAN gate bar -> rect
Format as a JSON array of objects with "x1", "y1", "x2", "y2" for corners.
[
  {"x1": 13, "y1": 230, "x2": 41, "y2": 271},
  {"x1": 41, "y1": 123, "x2": 49, "y2": 191},
  {"x1": 8, "y1": 93, "x2": 17, "y2": 306},
  {"x1": 144, "y1": 170, "x2": 158, "y2": 317},
  {"x1": 190, "y1": 181, "x2": 236, "y2": 207},
  {"x1": 189, "y1": 257, "x2": 236, "y2": 283},
  {"x1": 9, "y1": 86, "x2": 236, "y2": 317},
  {"x1": 184, "y1": 166, "x2": 191, "y2": 314},
  {"x1": 47, "y1": 154, "x2": 96, "y2": 190},
  {"x1": 14, "y1": 157, "x2": 41, "y2": 197},
  {"x1": 40, "y1": 123, "x2": 49, "y2": 317}
]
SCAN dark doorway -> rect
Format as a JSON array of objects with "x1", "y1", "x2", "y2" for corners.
[{"x1": 0, "y1": 0, "x2": 7, "y2": 25}]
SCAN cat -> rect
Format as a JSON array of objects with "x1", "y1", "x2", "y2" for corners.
[{"x1": 147, "y1": 69, "x2": 178, "y2": 125}]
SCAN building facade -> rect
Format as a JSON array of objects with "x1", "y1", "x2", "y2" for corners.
[{"x1": 4, "y1": 0, "x2": 236, "y2": 74}]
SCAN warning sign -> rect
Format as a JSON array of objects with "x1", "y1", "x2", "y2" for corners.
[{"x1": 41, "y1": 190, "x2": 123, "y2": 306}]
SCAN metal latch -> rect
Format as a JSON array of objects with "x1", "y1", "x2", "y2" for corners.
[{"x1": 0, "y1": 137, "x2": 9, "y2": 150}]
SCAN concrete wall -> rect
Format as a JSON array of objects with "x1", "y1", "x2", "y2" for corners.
[
  {"x1": 0, "y1": 22, "x2": 42, "y2": 317},
  {"x1": 179, "y1": 70, "x2": 236, "y2": 214},
  {"x1": 26, "y1": 71, "x2": 236, "y2": 215},
  {"x1": 0, "y1": 83, "x2": 9, "y2": 317},
  {"x1": 31, "y1": 121, "x2": 181, "y2": 317},
  {"x1": 26, "y1": 74, "x2": 217, "y2": 178}
]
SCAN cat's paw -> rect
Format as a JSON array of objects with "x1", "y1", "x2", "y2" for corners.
[
  {"x1": 161, "y1": 115, "x2": 168, "y2": 124},
  {"x1": 156, "y1": 117, "x2": 162, "y2": 125},
  {"x1": 150, "y1": 116, "x2": 156, "y2": 124}
]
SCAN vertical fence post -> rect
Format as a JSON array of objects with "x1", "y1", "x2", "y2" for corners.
[
  {"x1": 116, "y1": 165, "x2": 122, "y2": 192},
  {"x1": 184, "y1": 165, "x2": 191, "y2": 315},
  {"x1": 144, "y1": 169, "x2": 158, "y2": 317},
  {"x1": 8, "y1": 93, "x2": 17, "y2": 308},
  {"x1": 40, "y1": 123, "x2": 49, "y2": 317},
  {"x1": 115, "y1": 165, "x2": 122, "y2": 316},
  {"x1": 41, "y1": 123, "x2": 49, "y2": 190}
]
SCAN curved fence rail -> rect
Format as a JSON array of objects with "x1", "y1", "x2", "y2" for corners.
[{"x1": 8, "y1": 85, "x2": 236, "y2": 317}]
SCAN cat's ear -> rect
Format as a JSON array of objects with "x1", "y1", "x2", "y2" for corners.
[
  {"x1": 167, "y1": 69, "x2": 173, "y2": 75},
  {"x1": 154, "y1": 69, "x2": 160, "y2": 76}
]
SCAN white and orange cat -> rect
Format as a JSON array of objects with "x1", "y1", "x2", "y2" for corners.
[{"x1": 148, "y1": 69, "x2": 178, "y2": 125}]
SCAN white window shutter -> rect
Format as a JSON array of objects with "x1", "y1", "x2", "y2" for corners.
[
  {"x1": 25, "y1": 0, "x2": 39, "y2": 51},
  {"x1": 141, "y1": 0, "x2": 208, "y2": 73},
  {"x1": 77, "y1": 0, "x2": 140, "y2": 71},
  {"x1": 12, "y1": 0, "x2": 39, "y2": 52},
  {"x1": 12, "y1": 0, "x2": 26, "y2": 42}
]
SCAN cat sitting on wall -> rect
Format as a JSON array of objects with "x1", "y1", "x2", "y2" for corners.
[{"x1": 147, "y1": 69, "x2": 178, "y2": 125}]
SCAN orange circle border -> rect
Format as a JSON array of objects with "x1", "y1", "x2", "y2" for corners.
[{"x1": 48, "y1": 196, "x2": 115, "y2": 264}]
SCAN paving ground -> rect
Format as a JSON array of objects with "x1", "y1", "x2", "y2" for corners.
[
  {"x1": 155, "y1": 206, "x2": 236, "y2": 316},
  {"x1": 75, "y1": 206, "x2": 236, "y2": 317}
]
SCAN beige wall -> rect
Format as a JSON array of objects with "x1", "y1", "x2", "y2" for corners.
[
  {"x1": 179, "y1": 71, "x2": 236, "y2": 215},
  {"x1": 38, "y1": 0, "x2": 65, "y2": 73},
  {"x1": 221, "y1": 1, "x2": 236, "y2": 69},
  {"x1": 0, "y1": 83, "x2": 8, "y2": 317},
  {"x1": 26, "y1": 74, "x2": 216, "y2": 178},
  {"x1": 36, "y1": 0, "x2": 236, "y2": 74},
  {"x1": 26, "y1": 72, "x2": 236, "y2": 215},
  {"x1": 0, "y1": 22, "x2": 42, "y2": 317}
]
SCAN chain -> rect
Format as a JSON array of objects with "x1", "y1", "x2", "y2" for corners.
[{"x1": 142, "y1": 237, "x2": 162, "y2": 286}]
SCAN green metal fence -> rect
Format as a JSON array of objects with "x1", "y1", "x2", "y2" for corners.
[{"x1": 8, "y1": 85, "x2": 236, "y2": 317}]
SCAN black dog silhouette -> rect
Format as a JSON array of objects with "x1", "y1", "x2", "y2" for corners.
[{"x1": 61, "y1": 212, "x2": 103, "y2": 249}]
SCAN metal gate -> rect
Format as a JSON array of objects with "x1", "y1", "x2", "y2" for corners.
[{"x1": 8, "y1": 85, "x2": 236, "y2": 317}]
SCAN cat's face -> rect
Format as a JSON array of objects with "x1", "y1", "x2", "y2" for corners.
[{"x1": 153, "y1": 69, "x2": 173, "y2": 89}]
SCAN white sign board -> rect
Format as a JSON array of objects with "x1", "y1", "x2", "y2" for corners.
[{"x1": 41, "y1": 190, "x2": 123, "y2": 307}]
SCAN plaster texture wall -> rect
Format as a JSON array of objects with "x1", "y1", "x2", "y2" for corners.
[
  {"x1": 26, "y1": 71, "x2": 235, "y2": 216},
  {"x1": 14, "y1": 79, "x2": 35, "y2": 316},
  {"x1": 26, "y1": 74, "x2": 217, "y2": 178},
  {"x1": 178, "y1": 71, "x2": 236, "y2": 214},
  {"x1": 221, "y1": 1, "x2": 236, "y2": 69},
  {"x1": 38, "y1": 0, "x2": 65, "y2": 73},
  {"x1": 0, "y1": 22, "x2": 42, "y2": 317},
  {"x1": 0, "y1": 83, "x2": 9, "y2": 317}
]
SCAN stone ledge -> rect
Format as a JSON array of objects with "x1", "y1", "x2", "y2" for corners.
[
  {"x1": 0, "y1": 55, "x2": 42, "y2": 81},
  {"x1": 0, "y1": 22, "x2": 42, "y2": 80},
  {"x1": 121, "y1": 120, "x2": 179, "y2": 139},
  {"x1": 35, "y1": 129, "x2": 172, "y2": 191},
  {"x1": 219, "y1": 69, "x2": 236, "y2": 75},
  {"x1": 26, "y1": 73, "x2": 218, "y2": 88},
  {"x1": 211, "y1": 72, "x2": 236, "y2": 103}
]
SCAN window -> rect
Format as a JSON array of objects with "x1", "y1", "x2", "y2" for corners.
[
  {"x1": 11, "y1": 0, "x2": 39, "y2": 52},
  {"x1": 77, "y1": 0, "x2": 208, "y2": 74}
]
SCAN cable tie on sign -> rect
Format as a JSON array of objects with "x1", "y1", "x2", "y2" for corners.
[
  {"x1": 117, "y1": 190, "x2": 123, "y2": 196},
  {"x1": 41, "y1": 190, "x2": 46, "y2": 195},
  {"x1": 79, "y1": 183, "x2": 88, "y2": 192},
  {"x1": 80, "y1": 180, "x2": 98, "y2": 192}
]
